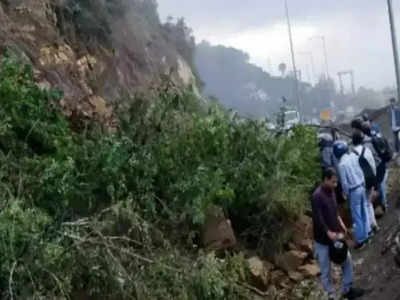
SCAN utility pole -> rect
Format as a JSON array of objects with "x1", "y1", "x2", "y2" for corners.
[
  {"x1": 338, "y1": 73, "x2": 345, "y2": 95},
  {"x1": 351, "y1": 71, "x2": 356, "y2": 96},
  {"x1": 285, "y1": 0, "x2": 302, "y2": 122},
  {"x1": 387, "y1": 0, "x2": 400, "y2": 102}
]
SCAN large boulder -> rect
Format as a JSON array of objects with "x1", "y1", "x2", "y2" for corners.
[
  {"x1": 275, "y1": 250, "x2": 308, "y2": 273},
  {"x1": 292, "y1": 215, "x2": 313, "y2": 246},
  {"x1": 201, "y1": 205, "x2": 236, "y2": 251}
]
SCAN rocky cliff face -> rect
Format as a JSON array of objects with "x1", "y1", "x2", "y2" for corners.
[{"x1": 0, "y1": 0, "x2": 198, "y2": 121}]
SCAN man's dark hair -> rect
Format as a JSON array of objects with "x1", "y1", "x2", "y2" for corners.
[
  {"x1": 351, "y1": 118, "x2": 363, "y2": 131},
  {"x1": 352, "y1": 131, "x2": 364, "y2": 146},
  {"x1": 323, "y1": 167, "x2": 337, "y2": 180},
  {"x1": 361, "y1": 122, "x2": 372, "y2": 136}
]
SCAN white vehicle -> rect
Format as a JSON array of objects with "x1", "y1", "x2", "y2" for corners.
[{"x1": 284, "y1": 110, "x2": 300, "y2": 129}]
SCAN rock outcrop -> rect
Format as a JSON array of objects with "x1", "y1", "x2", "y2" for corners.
[{"x1": 0, "y1": 0, "x2": 199, "y2": 125}]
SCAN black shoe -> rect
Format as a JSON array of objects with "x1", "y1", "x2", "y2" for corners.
[{"x1": 343, "y1": 287, "x2": 364, "y2": 299}]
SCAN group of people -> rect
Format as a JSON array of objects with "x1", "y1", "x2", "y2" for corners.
[{"x1": 312, "y1": 108, "x2": 397, "y2": 299}]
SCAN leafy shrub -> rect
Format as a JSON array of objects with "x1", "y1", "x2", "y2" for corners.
[{"x1": 0, "y1": 54, "x2": 320, "y2": 298}]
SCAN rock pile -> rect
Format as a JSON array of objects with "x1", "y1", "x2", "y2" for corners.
[{"x1": 246, "y1": 215, "x2": 320, "y2": 297}]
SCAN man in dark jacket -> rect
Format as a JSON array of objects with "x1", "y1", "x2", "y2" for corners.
[{"x1": 312, "y1": 168, "x2": 364, "y2": 300}]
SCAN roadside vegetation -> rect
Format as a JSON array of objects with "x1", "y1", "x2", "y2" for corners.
[{"x1": 0, "y1": 53, "x2": 320, "y2": 299}]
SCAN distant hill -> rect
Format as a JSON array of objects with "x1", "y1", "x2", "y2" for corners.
[{"x1": 195, "y1": 41, "x2": 306, "y2": 119}]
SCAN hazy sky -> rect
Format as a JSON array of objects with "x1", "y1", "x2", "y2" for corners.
[{"x1": 158, "y1": 0, "x2": 400, "y2": 91}]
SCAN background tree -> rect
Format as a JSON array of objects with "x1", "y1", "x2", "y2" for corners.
[{"x1": 278, "y1": 62, "x2": 287, "y2": 77}]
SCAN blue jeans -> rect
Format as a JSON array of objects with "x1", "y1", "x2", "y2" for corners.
[
  {"x1": 366, "y1": 189, "x2": 377, "y2": 231},
  {"x1": 379, "y1": 170, "x2": 388, "y2": 207},
  {"x1": 394, "y1": 130, "x2": 400, "y2": 152},
  {"x1": 314, "y1": 241, "x2": 353, "y2": 296},
  {"x1": 349, "y1": 186, "x2": 369, "y2": 244}
]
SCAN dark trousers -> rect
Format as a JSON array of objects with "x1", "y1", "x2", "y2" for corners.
[{"x1": 394, "y1": 130, "x2": 400, "y2": 152}]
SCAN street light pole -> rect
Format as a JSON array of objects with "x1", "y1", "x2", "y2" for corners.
[
  {"x1": 285, "y1": 0, "x2": 302, "y2": 122},
  {"x1": 387, "y1": 0, "x2": 400, "y2": 102},
  {"x1": 299, "y1": 51, "x2": 316, "y2": 84},
  {"x1": 310, "y1": 36, "x2": 330, "y2": 80},
  {"x1": 321, "y1": 36, "x2": 330, "y2": 80}
]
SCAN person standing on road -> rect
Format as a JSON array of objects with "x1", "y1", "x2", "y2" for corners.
[
  {"x1": 352, "y1": 131, "x2": 379, "y2": 235},
  {"x1": 312, "y1": 168, "x2": 364, "y2": 300},
  {"x1": 362, "y1": 122, "x2": 392, "y2": 213},
  {"x1": 390, "y1": 98, "x2": 400, "y2": 153},
  {"x1": 334, "y1": 141, "x2": 370, "y2": 250}
]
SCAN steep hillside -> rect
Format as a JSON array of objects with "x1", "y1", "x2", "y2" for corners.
[{"x1": 0, "y1": 0, "x2": 198, "y2": 121}]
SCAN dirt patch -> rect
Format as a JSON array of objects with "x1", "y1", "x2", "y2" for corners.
[{"x1": 354, "y1": 166, "x2": 400, "y2": 299}]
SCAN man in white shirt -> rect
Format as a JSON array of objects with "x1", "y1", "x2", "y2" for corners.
[
  {"x1": 334, "y1": 141, "x2": 369, "y2": 249},
  {"x1": 352, "y1": 132, "x2": 378, "y2": 236}
]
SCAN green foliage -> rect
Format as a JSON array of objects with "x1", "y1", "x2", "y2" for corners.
[
  {"x1": 0, "y1": 54, "x2": 320, "y2": 298},
  {"x1": 0, "y1": 54, "x2": 68, "y2": 156}
]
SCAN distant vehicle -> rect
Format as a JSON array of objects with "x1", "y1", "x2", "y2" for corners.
[{"x1": 284, "y1": 110, "x2": 300, "y2": 129}]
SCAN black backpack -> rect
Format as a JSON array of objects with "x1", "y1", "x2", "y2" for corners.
[
  {"x1": 372, "y1": 136, "x2": 393, "y2": 163},
  {"x1": 353, "y1": 147, "x2": 378, "y2": 190}
]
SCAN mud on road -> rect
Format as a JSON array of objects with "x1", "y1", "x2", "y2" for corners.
[{"x1": 351, "y1": 164, "x2": 400, "y2": 299}]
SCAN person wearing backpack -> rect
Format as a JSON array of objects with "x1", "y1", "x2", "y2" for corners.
[
  {"x1": 334, "y1": 141, "x2": 369, "y2": 250},
  {"x1": 362, "y1": 122, "x2": 393, "y2": 212},
  {"x1": 312, "y1": 168, "x2": 364, "y2": 300},
  {"x1": 319, "y1": 132, "x2": 335, "y2": 170},
  {"x1": 352, "y1": 131, "x2": 378, "y2": 235}
]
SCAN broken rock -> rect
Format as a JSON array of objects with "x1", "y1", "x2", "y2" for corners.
[
  {"x1": 292, "y1": 215, "x2": 313, "y2": 246},
  {"x1": 297, "y1": 239, "x2": 314, "y2": 255},
  {"x1": 298, "y1": 264, "x2": 320, "y2": 278},
  {"x1": 288, "y1": 270, "x2": 304, "y2": 282},
  {"x1": 270, "y1": 270, "x2": 287, "y2": 285},
  {"x1": 247, "y1": 256, "x2": 270, "y2": 290},
  {"x1": 201, "y1": 205, "x2": 236, "y2": 251},
  {"x1": 275, "y1": 250, "x2": 308, "y2": 272}
]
